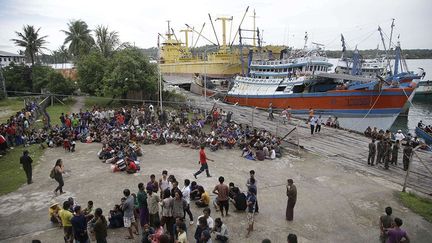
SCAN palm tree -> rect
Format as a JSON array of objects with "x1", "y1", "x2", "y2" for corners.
[
  {"x1": 94, "y1": 25, "x2": 120, "y2": 58},
  {"x1": 11, "y1": 25, "x2": 48, "y2": 66},
  {"x1": 62, "y1": 20, "x2": 94, "y2": 58}
]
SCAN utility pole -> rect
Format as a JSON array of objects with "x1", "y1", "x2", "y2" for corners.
[{"x1": 0, "y1": 66, "x2": 7, "y2": 99}]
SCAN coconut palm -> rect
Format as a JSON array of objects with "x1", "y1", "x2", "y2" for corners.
[
  {"x1": 62, "y1": 20, "x2": 94, "y2": 58},
  {"x1": 94, "y1": 25, "x2": 120, "y2": 58},
  {"x1": 11, "y1": 25, "x2": 48, "y2": 66}
]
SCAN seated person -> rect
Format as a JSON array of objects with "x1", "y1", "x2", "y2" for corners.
[
  {"x1": 108, "y1": 204, "x2": 124, "y2": 228},
  {"x1": 229, "y1": 187, "x2": 247, "y2": 211},
  {"x1": 255, "y1": 148, "x2": 265, "y2": 161},
  {"x1": 226, "y1": 136, "x2": 236, "y2": 149},
  {"x1": 325, "y1": 116, "x2": 333, "y2": 126},
  {"x1": 190, "y1": 182, "x2": 201, "y2": 201},
  {"x1": 212, "y1": 218, "x2": 229, "y2": 242},
  {"x1": 83, "y1": 200, "x2": 94, "y2": 217},
  {"x1": 49, "y1": 202, "x2": 62, "y2": 225},
  {"x1": 228, "y1": 183, "x2": 239, "y2": 200},
  {"x1": 332, "y1": 117, "x2": 340, "y2": 128},
  {"x1": 195, "y1": 186, "x2": 210, "y2": 208},
  {"x1": 125, "y1": 159, "x2": 138, "y2": 174}
]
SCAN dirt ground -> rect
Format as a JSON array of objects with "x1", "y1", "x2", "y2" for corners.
[{"x1": 0, "y1": 140, "x2": 431, "y2": 243}]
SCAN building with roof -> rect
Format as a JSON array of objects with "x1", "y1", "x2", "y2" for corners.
[{"x1": 0, "y1": 50, "x2": 26, "y2": 67}]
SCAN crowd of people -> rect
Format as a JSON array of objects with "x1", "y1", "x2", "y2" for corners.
[
  {"x1": 364, "y1": 125, "x2": 431, "y2": 170},
  {"x1": 46, "y1": 165, "x2": 298, "y2": 243}
]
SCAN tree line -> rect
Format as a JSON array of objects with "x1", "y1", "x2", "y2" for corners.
[{"x1": 2, "y1": 20, "x2": 158, "y2": 101}]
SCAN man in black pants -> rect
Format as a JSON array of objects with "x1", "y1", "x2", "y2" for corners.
[{"x1": 20, "y1": 150, "x2": 33, "y2": 184}]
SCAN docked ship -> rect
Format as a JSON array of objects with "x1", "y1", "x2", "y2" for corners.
[
  {"x1": 158, "y1": 8, "x2": 284, "y2": 87},
  {"x1": 225, "y1": 44, "x2": 416, "y2": 132}
]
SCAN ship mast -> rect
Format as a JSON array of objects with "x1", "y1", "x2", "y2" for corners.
[
  {"x1": 180, "y1": 28, "x2": 193, "y2": 51},
  {"x1": 216, "y1": 16, "x2": 233, "y2": 53},
  {"x1": 253, "y1": 9, "x2": 256, "y2": 47},
  {"x1": 166, "y1": 20, "x2": 173, "y2": 40}
]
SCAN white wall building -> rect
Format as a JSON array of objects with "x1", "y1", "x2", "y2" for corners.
[{"x1": 0, "y1": 50, "x2": 26, "y2": 67}]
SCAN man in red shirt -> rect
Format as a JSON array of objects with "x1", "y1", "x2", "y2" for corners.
[{"x1": 193, "y1": 145, "x2": 214, "y2": 179}]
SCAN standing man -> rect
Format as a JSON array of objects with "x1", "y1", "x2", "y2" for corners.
[
  {"x1": 137, "y1": 183, "x2": 149, "y2": 230},
  {"x1": 246, "y1": 187, "x2": 257, "y2": 238},
  {"x1": 181, "y1": 179, "x2": 194, "y2": 225},
  {"x1": 391, "y1": 140, "x2": 400, "y2": 166},
  {"x1": 368, "y1": 139, "x2": 376, "y2": 166},
  {"x1": 310, "y1": 116, "x2": 317, "y2": 135},
  {"x1": 383, "y1": 139, "x2": 391, "y2": 169},
  {"x1": 20, "y1": 150, "x2": 33, "y2": 184},
  {"x1": 268, "y1": 103, "x2": 274, "y2": 121},
  {"x1": 71, "y1": 205, "x2": 89, "y2": 243},
  {"x1": 376, "y1": 138, "x2": 384, "y2": 165},
  {"x1": 246, "y1": 170, "x2": 259, "y2": 213},
  {"x1": 403, "y1": 143, "x2": 413, "y2": 171},
  {"x1": 213, "y1": 176, "x2": 230, "y2": 217},
  {"x1": 315, "y1": 115, "x2": 322, "y2": 133},
  {"x1": 122, "y1": 189, "x2": 138, "y2": 239},
  {"x1": 286, "y1": 179, "x2": 297, "y2": 221},
  {"x1": 147, "y1": 185, "x2": 160, "y2": 228},
  {"x1": 379, "y1": 206, "x2": 393, "y2": 243},
  {"x1": 193, "y1": 145, "x2": 214, "y2": 179}
]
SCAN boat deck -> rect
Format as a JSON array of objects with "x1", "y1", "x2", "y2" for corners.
[{"x1": 183, "y1": 90, "x2": 432, "y2": 196}]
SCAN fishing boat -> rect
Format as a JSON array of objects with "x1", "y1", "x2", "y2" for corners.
[
  {"x1": 225, "y1": 44, "x2": 415, "y2": 132},
  {"x1": 414, "y1": 80, "x2": 432, "y2": 99},
  {"x1": 415, "y1": 126, "x2": 432, "y2": 144}
]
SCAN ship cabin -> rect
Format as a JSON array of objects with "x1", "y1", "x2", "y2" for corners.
[
  {"x1": 335, "y1": 58, "x2": 386, "y2": 78},
  {"x1": 249, "y1": 56, "x2": 332, "y2": 79}
]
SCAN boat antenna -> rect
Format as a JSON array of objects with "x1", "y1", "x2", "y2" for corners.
[
  {"x1": 193, "y1": 23, "x2": 206, "y2": 48},
  {"x1": 230, "y1": 6, "x2": 249, "y2": 47},
  {"x1": 252, "y1": 9, "x2": 257, "y2": 46},
  {"x1": 185, "y1": 23, "x2": 217, "y2": 46},
  {"x1": 166, "y1": 20, "x2": 173, "y2": 40},
  {"x1": 228, "y1": 16, "x2": 233, "y2": 47},
  {"x1": 208, "y1": 14, "x2": 220, "y2": 47},
  {"x1": 388, "y1": 18, "x2": 395, "y2": 50},
  {"x1": 304, "y1": 32, "x2": 308, "y2": 49}
]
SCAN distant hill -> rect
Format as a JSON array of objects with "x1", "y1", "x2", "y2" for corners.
[{"x1": 140, "y1": 47, "x2": 432, "y2": 60}]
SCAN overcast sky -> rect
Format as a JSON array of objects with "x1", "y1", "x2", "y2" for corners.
[{"x1": 1, "y1": 0, "x2": 431, "y2": 54}]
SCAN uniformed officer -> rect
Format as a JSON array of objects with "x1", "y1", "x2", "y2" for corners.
[
  {"x1": 403, "y1": 143, "x2": 413, "y2": 171},
  {"x1": 376, "y1": 138, "x2": 384, "y2": 164},
  {"x1": 391, "y1": 140, "x2": 400, "y2": 165},
  {"x1": 383, "y1": 139, "x2": 391, "y2": 169},
  {"x1": 368, "y1": 139, "x2": 376, "y2": 165},
  {"x1": 20, "y1": 150, "x2": 33, "y2": 184}
]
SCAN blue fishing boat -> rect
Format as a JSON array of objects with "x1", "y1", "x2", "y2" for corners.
[{"x1": 415, "y1": 127, "x2": 432, "y2": 144}]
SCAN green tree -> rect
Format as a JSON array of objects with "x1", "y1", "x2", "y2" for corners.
[
  {"x1": 62, "y1": 20, "x2": 94, "y2": 58},
  {"x1": 102, "y1": 47, "x2": 158, "y2": 100},
  {"x1": 46, "y1": 71, "x2": 75, "y2": 95},
  {"x1": 32, "y1": 65, "x2": 53, "y2": 92},
  {"x1": 11, "y1": 25, "x2": 48, "y2": 66},
  {"x1": 94, "y1": 25, "x2": 120, "y2": 58},
  {"x1": 76, "y1": 51, "x2": 107, "y2": 95},
  {"x1": 3, "y1": 63, "x2": 32, "y2": 93}
]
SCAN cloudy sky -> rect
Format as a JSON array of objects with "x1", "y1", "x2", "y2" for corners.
[{"x1": 1, "y1": 0, "x2": 431, "y2": 54}]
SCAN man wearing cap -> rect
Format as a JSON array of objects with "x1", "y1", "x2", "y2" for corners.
[
  {"x1": 20, "y1": 150, "x2": 33, "y2": 184},
  {"x1": 394, "y1": 130, "x2": 405, "y2": 142}
]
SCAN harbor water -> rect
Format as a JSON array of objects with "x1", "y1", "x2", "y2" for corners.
[{"x1": 328, "y1": 58, "x2": 432, "y2": 133}]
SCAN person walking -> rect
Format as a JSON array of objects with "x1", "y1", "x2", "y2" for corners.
[
  {"x1": 193, "y1": 144, "x2": 214, "y2": 179},
  {"x1": 286, "y1": 179, "x2": 297, "y2": 221},
  {"x1": 53, "y1": 159, "x2": 65, "y2": 195},
  {"x1": 20, "y1": 150, "x2": 33, "y2": 184},
  {"x1": 368, "y1": 139, "x2": 376, "y2": 166},
  {"x1": 379, "y1": 206, "x2": 393, "y2": 243},
  {"x1": 246, "y1": 187, "x2": 257, "y2": 238}
]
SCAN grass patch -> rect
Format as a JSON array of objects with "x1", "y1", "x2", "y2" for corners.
[
  {"x1": 398, "y1": 192, "x2": 432, "y2": 223},
  {"x1": 45, "y1": 98, "x2": 75, "y2": 126},
  {"x1": 84, "y1": 96, "x2": 123, "y2": 109},
  {"x1": 0, "y1": 98, "x2": 25, "y2": 123},
  {"x1": 0, "y1": 144, "x2": 45, "y2": 195}
]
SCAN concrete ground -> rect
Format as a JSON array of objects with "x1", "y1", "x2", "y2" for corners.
[{"x1": 0, "y1": 141, "x2": 431, "y2": 243}]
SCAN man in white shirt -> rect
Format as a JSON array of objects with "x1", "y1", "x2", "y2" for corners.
[
  {"x1": 197, "y1": 207, "x2": 214, "y2": 228},
  {"x1": 394, "y1": 130, "x2": 405, "y2": 142},
  {"x1": 181, "y1": 179, "x2": 194, "y2": 225},
  {"x1": 310, "y1": 116, "x2": 317, "y2": 135}
]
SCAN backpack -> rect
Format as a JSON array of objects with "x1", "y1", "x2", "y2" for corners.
[{"x1": 49, "y1": 168, "x2": 55, "y2": 179}]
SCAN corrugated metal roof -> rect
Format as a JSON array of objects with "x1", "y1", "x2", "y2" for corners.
[{"x1": 0, "y1": 50, "x2": 24, "y2": 57}]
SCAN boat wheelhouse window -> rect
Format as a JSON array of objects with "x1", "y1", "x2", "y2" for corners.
[
  {"x1": 276, "y1": 86, "x2": 286, "y2": 91},
  {"x1": 292, "y1": 85, "x2": 305, "y2": 93},
  {"x1": 283, "y1": 68, "x2": 287, "y2": 72}
]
